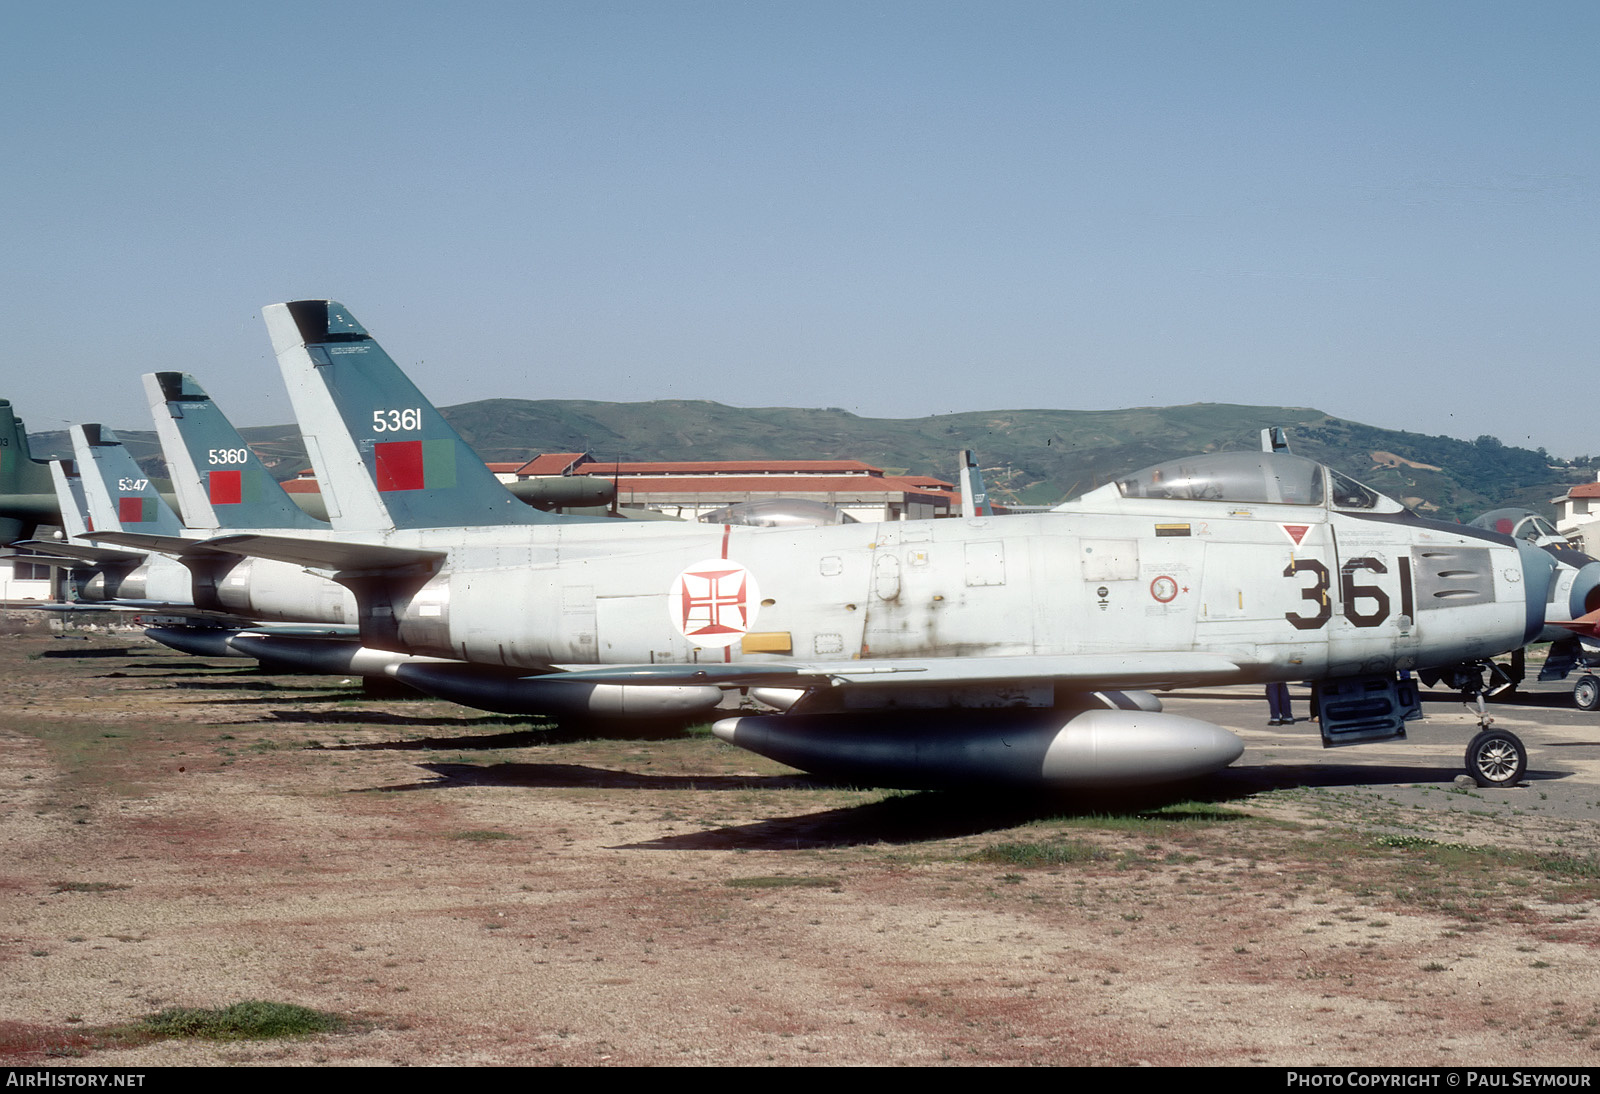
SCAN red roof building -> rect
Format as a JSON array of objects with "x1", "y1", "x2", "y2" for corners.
[
  {"x1": 1554, "y1": 473, "x2": 1600, "y2": 552},
  {"x1": 533, "y1": 455, "x2": 955, "y2": 521},
  {"x1": 290, "y1": 453, "x2": 957, "y2": 521}
]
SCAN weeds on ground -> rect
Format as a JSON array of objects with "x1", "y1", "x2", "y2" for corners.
[
  {"x1": 0, "y1": 1001, "x2": 350, "y2": 1062},
  {"x1": 132, "y1": 1001, "x2": 344, "y2": 1040},
  {"x1": 725, "y1": 875, "x2": 840, "y2": 890}
]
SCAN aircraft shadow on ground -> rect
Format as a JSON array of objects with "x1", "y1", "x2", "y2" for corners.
[
  {"x1": 106, "y1": 665, "x2": 284, "y2": 679},
  {"x1": 627, "y1": 762, "x2": 1576, "y2": 850},
  {"x1": 1477, "y1": 692, "x2": 1585, "y2": 711},
  {"x1": 367, "y1": 761, "x2": 824, "y2": 795},
  {"x1": 166, "y1": 689, "x2": 366, "y2": 706},
  {"x1": 39, "y1": 646, "x2": 143, "y2": 658},
  {"x1": 311, "y1": 726, "x2": 567, "y2": 747},
  {"x1": 1170, "y1": 687, "x2": 1579, "y2": 713},
  {"x1": 620, "y1": 789, "x2": 1238, "y2": 850},
  {"x1": 261, "y1": 717, "x2": 666, "y2": 741},
  {"x1": 338, "y1": 753, "x2": 1564, "y2": 851},
  {"x1": 1214, "y1": 761, "x2": 1568, "y2": 791}
]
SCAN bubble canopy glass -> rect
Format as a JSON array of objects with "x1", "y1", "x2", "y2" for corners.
[{"x1": 1113, "y1": 451, "x2": 1387, "y2": 510}]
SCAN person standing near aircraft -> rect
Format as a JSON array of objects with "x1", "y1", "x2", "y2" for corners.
[{"x1": 1266, "y1": 682, "x2": 1293, "y2": 726}]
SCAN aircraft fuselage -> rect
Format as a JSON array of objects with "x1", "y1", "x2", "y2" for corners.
[{"x1": 205, "y1": 496, "x2": 1536, "y2": 686}]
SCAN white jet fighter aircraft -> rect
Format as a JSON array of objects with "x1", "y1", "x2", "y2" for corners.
[{"x1": 97, "y1": 301, "x2": 1556, "y2": 791}]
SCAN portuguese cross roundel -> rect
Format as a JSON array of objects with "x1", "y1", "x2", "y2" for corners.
[{"x1": 669, "y1": 559, "x2": 761, "y2": 647}]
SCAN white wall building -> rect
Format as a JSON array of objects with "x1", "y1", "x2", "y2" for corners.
[{"x1": 1553, "y1": 472, "x2": 1600, "y2": 554}]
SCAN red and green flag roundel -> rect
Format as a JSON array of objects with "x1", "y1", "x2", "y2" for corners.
[
  {"x1": 374, "y1": 439, "x2": 458, "y2": 492},
  {"x1": 208, "y1": 470, "x2": 242, "y2": 505},
  {"x1": 118, "y1": 496, "x2": 155, "y2": 523},
  {"x1": 206, "y1": 470, "x2": 264, "y2": 506}
]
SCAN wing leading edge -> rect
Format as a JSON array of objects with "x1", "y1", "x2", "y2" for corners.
[{"x1": 549, "y1": 651, "x2": 1241, "y2": 691}]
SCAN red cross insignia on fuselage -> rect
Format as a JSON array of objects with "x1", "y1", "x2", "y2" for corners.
[{"x1": 669, "y1": 559, "x2": 761, "y2": 647}]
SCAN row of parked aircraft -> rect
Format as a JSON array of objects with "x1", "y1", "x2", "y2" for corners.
[{"x1": 5, "y1": 300, "x2": 1599, "y2": 792}]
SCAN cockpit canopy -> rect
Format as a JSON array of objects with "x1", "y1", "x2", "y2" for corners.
[
  {"x1": 1108, "y1": 451, "x2": 1398, "y2": 512},
  {"x1": 1468, "y1": 508, "x2": 1562, "y2": 546}
]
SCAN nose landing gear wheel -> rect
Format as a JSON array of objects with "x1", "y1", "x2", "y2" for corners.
[
  {"x1": 1465, "y1": 729, "x2": 1527, "y2": 788},
  {"x1": 1573, "y1": 674, "x2": 1600, "y2": 712}
]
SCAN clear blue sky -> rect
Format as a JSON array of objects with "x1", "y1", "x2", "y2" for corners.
[{"x1": 4, "y1": 1, "x2": 1597, "y2": 456}]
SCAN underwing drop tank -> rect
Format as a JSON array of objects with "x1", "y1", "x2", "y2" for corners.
[
  {"x1": 392, "y1": 662, "x2": 724, "y2": 719},
  {"x1": 711, "y1": 707, "x2": 1243, "y2": 790}
]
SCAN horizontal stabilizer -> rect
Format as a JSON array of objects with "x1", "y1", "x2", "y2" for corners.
[{"x1": 200, "y1": 533, "x2": 446, "y2": 574}]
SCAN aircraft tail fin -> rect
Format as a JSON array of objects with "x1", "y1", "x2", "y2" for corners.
[
  {"x1": 143, "y1": 372, "x2": 324, "y2": 532},
  {"x1": 48, "y1": 460, "x2": 91, "y2": 541},
  {"x1": 262, "y1": 300, "x2": 569, "y2": 531},
  {"x1": 958, "y1": 449, "x2": 994, "y2": 518},
  {"x1": 0, "y1": 399, "x2": 53, "y2": 496},
  {"x1": 0, "y1": 399, "x2": 62, "y2": 541},
  {"x1": 70, "y1": 424, "x2": 186, "y2": 538}
]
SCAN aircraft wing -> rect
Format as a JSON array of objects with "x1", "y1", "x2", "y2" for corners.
[
  {"x1": 12, "y1": 539, "x2": 147, "y2": 565},
  {"x1": 189, "y1": 534, "x2": 446, "y2": 574},
  {"x1": 549, "y1": 651, "x2": 1242, "y2": 691},
  {"x1": 1549, "y1": 608, "x2": 1600, "y2": 639},
  {"x1": 5, "y1": 552, "x2": 98, "y2": 569},
  {"x1": 9, "y1": 600, "x2": 251, "y2": 621},
  {"x1": 77, "y1": 531, "x2": 443, "y2": 576},
  {"x1": 78, "y1": 531, "x2": 199, "y2": 556}
]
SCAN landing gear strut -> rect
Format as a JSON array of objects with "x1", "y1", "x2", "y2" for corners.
[
  {"x1": 1485, "y1": 647, "x2": 1525, "y2": 699},
  {"x1": 1457, "y1": 665, "x2": 1528, "y2": 789}
]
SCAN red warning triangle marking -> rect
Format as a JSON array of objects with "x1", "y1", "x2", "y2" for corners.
[{"x1": 1280, "y1": 524, "x2": 1310, "y2": 547}]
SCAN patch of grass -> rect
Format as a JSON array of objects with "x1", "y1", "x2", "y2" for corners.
[
  {"x1": 1534, "y1": 853, "x2": 1600, "y2": 879},
  {"x1": 51, "y1": 881, "x2": 130, "y2": 894},
  {"x1": 1376, "y1": 834, "x2": 1458, "y2": 850},
  {"x1": 724, "y1": 875, "x2": 840, "y2": 890},
  {"x1": 969, "y1": 840, "x2": 1105, "y2": 867},
  {"x1": 448, "y1": 830, "x2": 516, "y2": 841},
  {"x1": 1047, "y1": 801, "x2": 1257, "y2": 835},
  {"x1": 133, "y1": 1000, "x2": 344, "y2": 1040}
]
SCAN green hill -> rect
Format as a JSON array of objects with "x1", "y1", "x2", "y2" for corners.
[{"x1": 29, "y1": 400, "x2": 1577, "y2": 522}]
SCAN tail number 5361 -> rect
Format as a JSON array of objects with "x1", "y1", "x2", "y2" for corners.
[{"x1": 373, "y1": 408, "x2": 421, "y2": 433}]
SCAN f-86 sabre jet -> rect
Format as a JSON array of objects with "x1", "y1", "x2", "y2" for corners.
[
  {"x1": 109, "y1": 300, "x2": 1555, "y2": 791},
  {"x1": 84, "y1": 371, "x2": 719, "y2": 721}
]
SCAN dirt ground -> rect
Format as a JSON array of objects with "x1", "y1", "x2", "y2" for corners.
[{"x1": 2, "y1": 622, "x2": 1599, "y2": 1066}]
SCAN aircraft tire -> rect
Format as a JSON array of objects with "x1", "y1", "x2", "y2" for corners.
[
  {"x1": 1465, "y1": 730, "x2": 1527, "y2": 789},
  {"x1": 1573, "y1": 675, "x2": 1600, "y2": 713}
]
